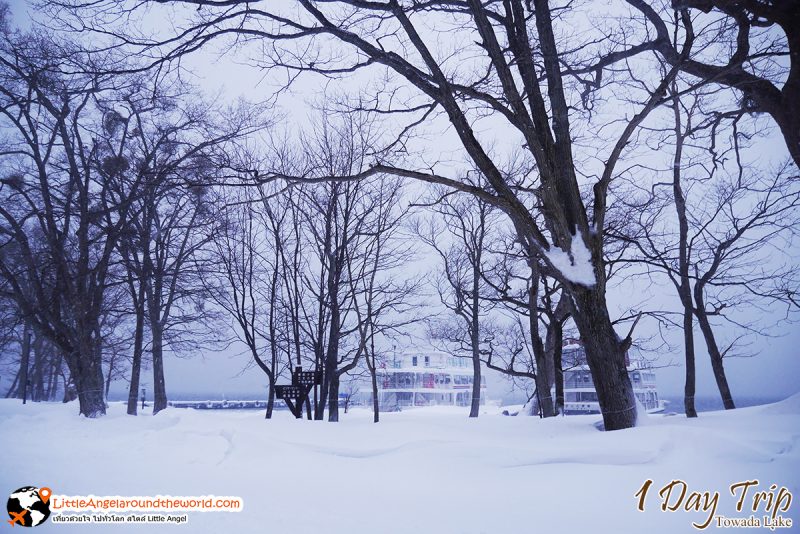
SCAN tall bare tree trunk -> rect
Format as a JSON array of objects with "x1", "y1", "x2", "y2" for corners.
[
  {"x1": 327, "y1": 373, "x2": 340, "y2": 422},
  {"x1": 669, "y1": 84, "x2": 699, "y2": 418},
  {"x1": 126, "y1": 296, "x2": 145, "y2": 415},
  {"x1": 469, "y1": 264, "x2": 482, "y2": 418},
  {"x1": 71, "y1": 330, "x2": 107, "y2": 417},
  {"x1": 370, "y1": 369, "x2": 380, "y2": 423},
  {"x1": 570, "y1": 286, "x2": 637, "y2": 430},
  {"x1": 694, "y1": 286, "x2": 735, "y2": 410},
  {"x1": 681, "y1": 308, "x2": 698, "y2": 417},
  {"x1": 368, "y1": 329, "x2": 380, "y2": 423},
  {"x1": 529, "y1": 276, "x2": 554, "y2": 418},
  {"x1": 150, "y1": 319, "x2": 167, "y2": 414}
]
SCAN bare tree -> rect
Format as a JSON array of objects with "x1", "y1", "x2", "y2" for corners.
[
  {"x1": 479, "y1": 228, "x2": 566, "y2": 417},
  {"x1": 347, "y1": 177, "x2": 420, "y2": 422},
  {"x1": 71, "y1": 0, "x2": 710, "y2": 428},
  {"x1": 415, "y1": 188, "x2": 495, "y2": 417},
  {"x1": 0, "y1": 23, "x2": 153, "y2": 416},
  {"x1": 614, "y1": 83, "x2": 800, "y2": 413},
  {"x1": 206, "y1": 183, "x2": 291, "y2": 419},
  {"x1": 340, "y1": 372, "x2": 363, "y2": 414},
  {"x1": 118, "y1": 93, "x2": 255, "y2": 415},
  {"x1": 59, "y1": 0, "x2": 784, "y2": 428},
  {"x1": 615, "y1": 1, "x2": 799, "y2": 168}
]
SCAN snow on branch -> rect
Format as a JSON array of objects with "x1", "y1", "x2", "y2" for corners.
[{"x1": 545, "y1": 235, "x2": 596, "y2": 287}]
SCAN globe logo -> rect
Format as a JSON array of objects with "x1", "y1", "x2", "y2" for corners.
[{"x1": 6, "y1": 487, "x2": 51, "y2": 527}]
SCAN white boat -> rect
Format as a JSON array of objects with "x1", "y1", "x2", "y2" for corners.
[
  {"x1": 560, "y1": 340, "x2": 667, "y2": 415},
  {"x1": 358, "y1": 351, "x2": 487, "y2": 410}
]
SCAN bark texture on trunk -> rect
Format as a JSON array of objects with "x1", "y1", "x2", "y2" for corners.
[
  {"x1": 469, "y1": 354, "x2": 481, "y2": 418},
  {"x1": 530, "y1": 296, "x2": 554, "y2": 418},
  {"x1": 265, "y1": 384, "x2": 275, "y2": 419},
  {"x1": 72, "y1": 342, "x2": 107, "y2": 418},
  {"x1": 570, "y1": 286, "x2": 637, "y2": 430},
  {"x1": 682, "y1": 309, "x2": 698, "y2": 417},
  {"x1": 151, "y1": 321, "x2": 168, "y2": 415},
  {"x1": 328, "y1": 373, "x2": 340, "y2": 422}
]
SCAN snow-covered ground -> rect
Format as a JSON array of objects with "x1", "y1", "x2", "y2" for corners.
[{"x1": 1, "y1": 397, "x2": 798, "y2": 533}]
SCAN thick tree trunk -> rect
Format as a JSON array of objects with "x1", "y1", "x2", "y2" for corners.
[
  {"x1": 694, "y1": 287, "x2": 735, "y2": 410},
  {"x1": 75, "y1": 373, "x2": 105, "y2": 418},
  {"x1": 773, "y1": 104, "x2": 800, "y2": 173},
  {"x1": 569, "y1": 285, "x2": 637, "y2": 430},
  {"x1": 532, "y1": 369, "x2": 553, "y2": 418},
  {"x1": 151, "y1": 321, "x2": 168, "y2": 415},
  {"x1": 71, "y1": 336, "x2": 107, "y2": 418},
  {"x1": 328, "y1": 373, "x2": 340, "y2": 422},
  {"x1": 76, "y1": 386, "x2": 105, "y2": 417},
  {"x1": 319, "y1": 258, "x2": 342, "y2": 421},
  {"x1": 127, "y1": 305, "x2": 145, "y2": 416},
  {"x1": 773, "y1": 16, "x2": 800, "y2": 169}
]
